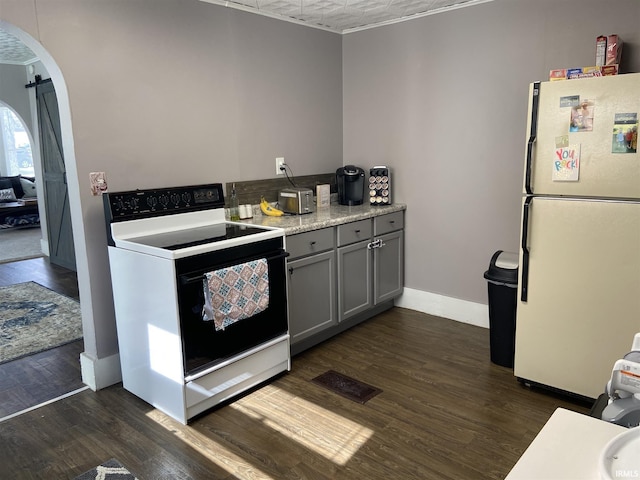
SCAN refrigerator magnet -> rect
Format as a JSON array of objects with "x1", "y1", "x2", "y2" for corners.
[
  {"x1": 553, "y1": 144, "x2": 580, "y2": 182},
  {"x1": 559, "y1": 95, "x2": 580, "y2": 108},
  {"x1": 612, "y1": 113, "x2": 638, "y2": 154},
  {"x1": 555, "y1": 135, "x2": 569, "y2": 148},
  {"x1": 569, "y1": 100, "x2": 594, "y2": 132}
]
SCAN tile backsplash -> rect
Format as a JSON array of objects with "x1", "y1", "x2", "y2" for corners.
[{"x1": 226, "y1": 172, "x2": 336, "y2": 207}]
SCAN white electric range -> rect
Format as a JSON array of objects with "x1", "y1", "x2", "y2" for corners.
[{"x1": 104, "y1": 183, "x2": 290, "y2": 424}]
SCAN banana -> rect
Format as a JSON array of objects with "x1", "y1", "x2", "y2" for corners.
[{"x1": 260, "y1": 197, "x2": 284, "y2": 217}]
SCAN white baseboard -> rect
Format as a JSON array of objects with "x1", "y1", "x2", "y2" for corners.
[
  {"x1": 395, "y1": 287, "x2": 489, "y2": 329},
  {"x1": 80, "y1": 352, "x2": 122, "y2": 391}
]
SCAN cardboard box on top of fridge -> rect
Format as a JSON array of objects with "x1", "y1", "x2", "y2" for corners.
[
  {"x1": 595, "y1": 34, "x2": 623, "y2": 66},
  {"x1": 549, "y1": 65, "x2": 618, "y2": 81},
  {"x1": 549, "y1": 69, "x2": 567, "y2": 81},
  {"x1": 606, "y1": 35, "x2": 623, "y2": 66},
  {"x1": 600, "y1": 64, "x2": 619, "y2": 75},
  {"x1": 596, "y1": 35, "x2": 607, "y2": 66},
  {"x1": 568, "y1": 65, "x2": 618, "y2": 79}
]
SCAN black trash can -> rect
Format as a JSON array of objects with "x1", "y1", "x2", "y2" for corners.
[{"x1": 483, "y1": 250, "x2": 519, "y2": 368}]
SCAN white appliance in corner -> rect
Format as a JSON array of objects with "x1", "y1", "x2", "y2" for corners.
[{"x1": 515, "y1": 73, "x2": 640, "y2": 400}]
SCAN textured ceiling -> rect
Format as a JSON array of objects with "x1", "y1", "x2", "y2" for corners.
[
  {"x1": 0, "y1": 0, "x2": 486, "y2": 65},
  {"x1": 0, "y1": 29, "x2": 37, "y2": 64},
  {"x1": 201, "y1": 0, "x2": 488, "y2": 33}
]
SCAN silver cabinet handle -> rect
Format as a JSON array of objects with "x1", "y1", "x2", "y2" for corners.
[{"x1": 367, "y1": 238, "x2": 384, "y2": 249}]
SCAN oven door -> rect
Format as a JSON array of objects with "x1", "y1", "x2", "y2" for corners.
[{"x1": 176, "y1": 237, "x2": 288, "y2": 377}]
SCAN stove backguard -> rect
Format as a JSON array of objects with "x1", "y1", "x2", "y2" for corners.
[{"x1": 103, "y1": 183, "x2": 226, "y2": 246}]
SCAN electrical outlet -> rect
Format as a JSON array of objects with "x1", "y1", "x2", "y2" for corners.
[{"x1": 276, "y1": 157, "x2": 285, "y2": 176}]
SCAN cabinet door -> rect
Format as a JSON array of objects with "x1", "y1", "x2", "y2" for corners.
[
  {"x1": 287, "y1": 250, "x2": 337, "y2": 344},
  {"x1": 337, "y1": 240, "x2": 373, "y2": 322},
  {"x1": 374, "y1": 230, "x2": 404, "y2": 304}
]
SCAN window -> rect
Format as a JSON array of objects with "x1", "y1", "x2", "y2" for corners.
[{"x1": 0, "y1": 105, "x2": 34, "y2": 177}]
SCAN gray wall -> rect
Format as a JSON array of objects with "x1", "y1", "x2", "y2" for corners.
[
  {"x1": 0, "y1": 63, "x2": 32, "y2": 176},
  {"x1": 0, "y1": 63, "x2": 31, "y2": 129},
  {"x1": 2, "y1": 0, "x2": 640, "y2": 384},
  {"x1": 0, "y1": 0, "x2": 342, "y2": 378},
  {"x1": 343, "y1": 0, "x2": 640, "y2": 304}
]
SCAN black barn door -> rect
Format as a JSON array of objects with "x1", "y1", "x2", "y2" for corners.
[{"x1": 36, "y1": 79, "x2": 76, "y2": 270}]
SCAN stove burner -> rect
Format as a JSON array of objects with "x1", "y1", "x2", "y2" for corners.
[{"x1": 127, "y1": 223, "x2": 268, "y2": 250}]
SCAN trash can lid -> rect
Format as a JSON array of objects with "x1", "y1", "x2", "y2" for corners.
[
  {"x1": 484, "y1": 250, "x2": 519, "y2": 285},
  {"x1": 495, "y1": 251, "x2": 518, "y2": 270}
]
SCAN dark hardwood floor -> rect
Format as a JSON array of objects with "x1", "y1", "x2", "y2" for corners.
[
  {"x1": 0, "y1": 257, "x2": 83, "y2": 419},
  {"x1": 0, "y1": 306, "x2": 592, "y2": 479},
  {"x1": 0, "y1": 257, "x2": 79, "y2": 300}
]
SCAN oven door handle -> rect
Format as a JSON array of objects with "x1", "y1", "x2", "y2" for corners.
[{"x1": 179, "y1": 250, "x2": 290, "y2": 285}]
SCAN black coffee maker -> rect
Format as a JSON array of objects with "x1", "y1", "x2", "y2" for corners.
[{"x1": 336, "y1": 165, "x2": 365, "y2": 206}]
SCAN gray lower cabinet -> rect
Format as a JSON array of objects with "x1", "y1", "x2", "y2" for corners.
[
  {"x1": 286, "y1": 210, "x2": 404, "y2": 353},
  {"x1": 374, "y1": 229, "x2": 404, "y2": 304},
  {"x1": 287, "y1": 250, "x2": 336, "y2": 344},
  {"x1": 337, "y1": 239, "x2": 373, "y2": 320},
  {"x1": 373, "y1": 211, "x2": 404, "y2": 304},
  {"x1": 286, "y1": 228, "x2": 337, "y2": 347},
  {"x1": 338, "y1": 211, "x2": 404, "y2": 322}
]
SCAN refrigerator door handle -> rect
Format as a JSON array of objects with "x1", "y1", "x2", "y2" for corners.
[
  {"x1": 525, "y1": 81, "x2": 541, "y2": 195},
  {"x1": 520, "y1": 196, "x2": 533, "y2": 302}
]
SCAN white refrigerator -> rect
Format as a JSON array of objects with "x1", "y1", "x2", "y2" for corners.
[{"x1": 514, "y1": 73, "x2": 640, "y2": 400}]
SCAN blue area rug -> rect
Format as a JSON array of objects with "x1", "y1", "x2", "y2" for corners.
[{"x1": 0, "y1": 281, "x2": 82, "y2": 364}]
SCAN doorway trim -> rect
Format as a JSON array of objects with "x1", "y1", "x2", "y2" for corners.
[{"x1": 0, "y1": 21, "x2": 121, "y2": 390}]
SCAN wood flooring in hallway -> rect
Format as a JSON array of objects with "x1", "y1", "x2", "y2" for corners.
[{"x1": 0, "y1": 257, "x2": 82, "y2": 418}]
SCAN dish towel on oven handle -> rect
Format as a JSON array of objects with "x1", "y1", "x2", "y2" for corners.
[{"x1": 202, "y1": 258, "x2": 270, "y2": 331}]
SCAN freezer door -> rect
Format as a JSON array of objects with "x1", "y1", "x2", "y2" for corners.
[
  {"x1": 524, "y1": 74, "x2": 640, "y2": 199},
  {"x1": 515, "y1": 197, "x2": 640, "y2": 399}
]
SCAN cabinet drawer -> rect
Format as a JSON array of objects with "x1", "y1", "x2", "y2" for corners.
[
  {"x1": 374, "y1": 211, "x2": 404, "y2": 236},
  {"x1": 337, "y1": 219, "x2": 372, "y2": 247},
  {"x1": 286, "y1": 228, "x2": 334, "y2": 259},
  {"x1": 185, "y1": 336, "x2": 289, "y2": 412}
]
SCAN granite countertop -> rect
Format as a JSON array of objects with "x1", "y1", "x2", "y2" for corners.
[{"x1": 239, "y1": 202, "x2": 406, "y2": 235}]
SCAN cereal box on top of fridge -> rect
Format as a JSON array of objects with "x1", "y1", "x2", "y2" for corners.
[
  {"x1": 601, "y1": 64, "x2": 619, "y2": 76},
  {"x1": 596, "y1": 35, "x2": 607, "y2": 66},
  {"x1": 606, "y1": 35, "x2": 622, "y2": 66},
  {"x1": 549, "y1": 69, "x2": 567, "y2": 81},
  {"x1": 567, "y1": 67, "x2": 604, "y2": 79}
]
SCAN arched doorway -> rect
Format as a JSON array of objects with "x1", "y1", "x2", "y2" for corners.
[
  {"x1": 0, "y1": 101, "x2": 42, "y2": 263},
  {"x1": 0, "y1": 21, "x2": 109, "y2": 391}
]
